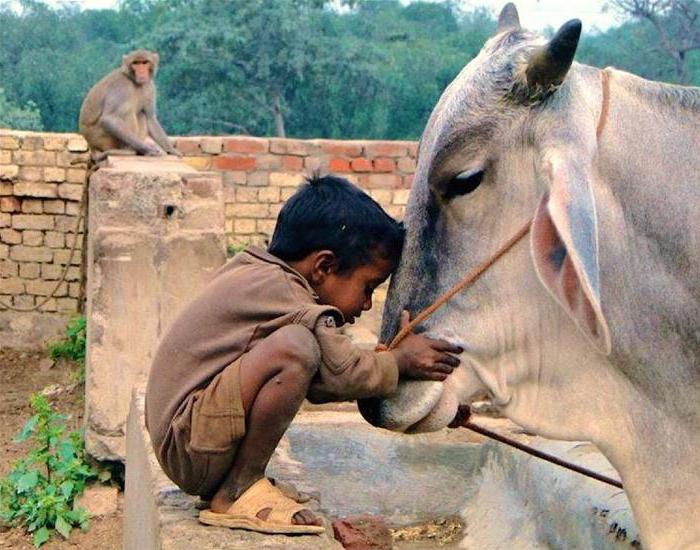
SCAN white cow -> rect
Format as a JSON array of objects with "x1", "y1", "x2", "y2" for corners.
[{"x1": 359, "y1": 4, "x2": 700, "y2": 548}]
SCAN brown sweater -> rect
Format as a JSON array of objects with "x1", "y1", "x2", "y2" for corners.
[{"x1": 145, "y1": 247, "x2": 398, "y2": 448}]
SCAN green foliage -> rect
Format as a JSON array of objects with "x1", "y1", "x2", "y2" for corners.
[
  {"x1": 48, "y1": 317, "x2": 86, "y2": 383},
  {"x1": 226, "y1": 243, "x2": 247, "y2": 258},
  {"x1": 0, "y1": 394, "x2": 97, "y2": 547},
  {"x1": 0, "y1": 88, "x2": 43, "y2": 131}
]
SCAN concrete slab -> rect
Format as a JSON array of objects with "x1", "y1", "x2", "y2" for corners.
[
  {"x1": 85, "y1": 159, "x2": 226, "y2": 460},
  {"x1": 126, "y1": 390, "x2": 640, "y2": 549}
]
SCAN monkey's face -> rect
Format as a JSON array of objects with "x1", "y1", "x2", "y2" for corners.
[{"x1": 131, "y1": 60, "x2": 152, "y2": 85}]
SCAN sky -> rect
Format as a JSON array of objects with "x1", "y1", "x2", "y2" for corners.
[{"x1": 41, "y1": 0, "x2": 621, "y2": 32}]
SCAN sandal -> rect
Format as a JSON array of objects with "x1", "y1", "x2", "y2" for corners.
[{"x1": 198, "y1": 478, "x2": 325, "y2": 534}]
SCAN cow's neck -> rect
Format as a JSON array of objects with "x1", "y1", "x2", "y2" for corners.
[{"x1": 588, "y1": 68, "x2": 700, "y2": 549}]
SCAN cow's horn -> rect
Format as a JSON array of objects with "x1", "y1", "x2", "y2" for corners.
[
  {"x1": 497, "y1": 3, "x2": 521, "y2": 33},
  {"x1": 526, "y1": 19, "x2": 582, "y2": 90}
]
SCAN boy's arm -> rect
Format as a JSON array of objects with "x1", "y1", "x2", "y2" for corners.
[{"x1": 306, "y1": 315, "x2": 399, "y2": 404}]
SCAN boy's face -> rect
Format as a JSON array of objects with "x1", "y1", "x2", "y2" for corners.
[{"x1": 315, "y1": 255, "x2": 395, "y2": 324}]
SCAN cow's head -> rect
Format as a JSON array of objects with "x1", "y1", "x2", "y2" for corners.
[{"x1": 360, "y1": 4, "x2": 612, "y2": 434}]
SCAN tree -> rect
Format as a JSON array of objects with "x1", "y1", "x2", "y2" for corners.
[
  {"x1": 0, "y1": 88, "x2": 43, "y2": 130},
  {"x1": 608, "y1": 0, "x2": 700, "y2": 83}
]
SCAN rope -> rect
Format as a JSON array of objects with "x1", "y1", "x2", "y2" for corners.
[
  {"x1": 0, "y1": 162, "x2": 94, "y2": 312},
  {"x1": 377, "y1": 67, "x2": 622, "y2": 490}
]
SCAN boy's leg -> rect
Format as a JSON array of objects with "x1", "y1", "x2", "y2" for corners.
[{"x1": 209, "y1": 325, "x2": 321, "y2": 526}]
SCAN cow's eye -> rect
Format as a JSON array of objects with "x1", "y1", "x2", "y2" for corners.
[{"x1": 443, "y1": 169, "x2": 484, "y2": 199}]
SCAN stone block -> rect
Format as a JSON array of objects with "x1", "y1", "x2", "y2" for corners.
[
  {"x1": 26, "y1": 279, "x2": 67, "y2": 296},
  {"x1": 42, "y1": 135, "x2": 68, "y2": 151},
  {"x1": 20, "y1": 135, "x2": 43, "y2": 151},
  {"x1": 14, "y1": 150, "x2": 55, "y2": 166},
  {"x1": 18, "y1": 166, "x2": 43, "y2": 182},
  {"x1": 0, "y1": 182, "x2": 12, "y2": 195},
  {"x1": 0, "y1": 165, "x2": 19, "y2": 181},
  {"x1": 66, "y1": 168, "x2": 86, "y2": 184},
  {"x1": 0, "y1": 277, "x2": 23, "y2": 294},
  {"x1": 19, "y1": 262, "x2": 40, "y2": 279},
  {"x1": 0, "y1": 135, "x2": 20, "y2": 150},
  {"x1": 21, "y1": 199, "x2": 43, "y2": 213},
  {"x1": 125, "y1": 391, "x2": 343, "y2": 550},
  {"x1": 10, "y1": 245, "x2": 53, "y2": 262},
  {"x1": 66, "y1": 136, "x2": 88, "y2": 152},
  {"x1": 58, "y1": 183, "x2": 84, "y2": 201},
  {"x1": 12, "y1": 214, "x2": 54, "y2": 230},
  {"x1": 22, "y1": 230, "x2": 43, "y2": 246},
  {"x1": 86, "y1": 159, "x2": 225, "y2": 461},
  {"x1": 42, "y1": 200, "x2": 65, "y2": 214},
  {"x1": 0, "y1": 228, "x2": 21, "y2": 244},
  {"x1": 1, "y1": 196, "x2": 20, "y2": 212},
  {"x1": 43, "y1": 231, "x2": 65, "y2": 248}
]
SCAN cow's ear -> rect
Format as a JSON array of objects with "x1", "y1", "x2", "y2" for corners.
[{"x1": 530, "y1": 153, "x2": 612, "y2": 355}]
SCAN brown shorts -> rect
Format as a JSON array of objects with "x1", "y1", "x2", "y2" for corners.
[{"x1": 161, "y1": 358, "x2": 247, "y2": 498}]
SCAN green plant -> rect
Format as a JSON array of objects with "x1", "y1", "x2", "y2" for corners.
[
  {"x1": 48, "y1": 316, "x2": 86, "y2": 383},
  {"x1": 0, "y1": 394, "x2": 97, "y2": 547},
  {"x1": 226, "y1": 243, "x2": 247, "y2": 258}
]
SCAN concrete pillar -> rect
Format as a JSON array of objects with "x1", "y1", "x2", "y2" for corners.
[{"x1": 85, "y1": 156, "x2": 226, "y2": 461}]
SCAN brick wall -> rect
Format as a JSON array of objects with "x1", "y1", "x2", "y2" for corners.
[
  {"x1": 0, "y1": 130, "x2": 417, "y2": 346},
  {"x1": 0, "y1": 131, "x2": 89, "y2": 316},
  {"x1": 174, "y1": 136, "x2": 416, "y2": 249}
]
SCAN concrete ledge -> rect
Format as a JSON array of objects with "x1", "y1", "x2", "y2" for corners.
[{"x1": 126, "y1": 390, "x2": 639, "y2": 549}]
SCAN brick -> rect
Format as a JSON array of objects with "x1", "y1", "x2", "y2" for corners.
[
  {"x1": 0, "y1": 243, "x2": 7, "y2": 258},
  {"x1": 350, "y1": 158, "x2": 372, "y2": 172},
  {"x1": 223, "y1": 137, "x2": 269, "y2": 154},
  {"x1": 44, "y1": 167, "x2": 66, "y2": 182},
  {"x1": 10, "y1": 245, "x2": 53, "y2": 262},
  {"x1": 255, "y1": 154, "x2": 282, "y2": 171},
  {"x1": 269, "y1": 172, "x2": 303, "y2": 187},
  {"x1": 281, "y1": 187, "x2": 299, "y2": 201},
  {"x1": 407, "y1": 142, "x2": 419, "y2": 157},
  {"x1": 235, "y1": 187, "x2": 258, "y2": 203},
  {"x1": 0, "y1": 278, "x2": 24, "y2": 294},
  {"x1": 269, "y1": 203, "x2": 283, "y2": 217},
  {"x1": 56, "y1": 152, "x2": 88, "y2": 168},
  {"x1": 0, "y1": 150, "x2": 12, "y2": 164},
  {"x1": 214, "y1": 155, "x2": 256, "y2": 171},
  {"x1": 66, "y1": 169, "x2": 86, "y2": 184},
  {"x1": 0, "y1": 165, "x2": 19, "y2": 181},
  {"x1": 281, "y1": 156, "x2": 303, "y2": 171},
  {"x1": 329, "y1": 158, "x2": 351, "y2": 172},
  {"x1": 57, "y1": 183, "x2": 83, "y2": 201},
  {"x1": 225, "y1": 203, "x2": 269, "y2": 217},
  {"x1": 386, "y1": 205, "x2": 404, "y2": 219},
  {"x1": 0, "y1": 213, "x2": 10, "y2": 227},
  {"x1": 233, "y1": 218, "x2": 256, "y2": 234},
  {"x1": 26, "y1": 279, "x2": 67, "y2": 297},
  {"x1": 65, "y1": 202, "x2": 81, "y2": 216},
  {"x1": 42, "y1": 200, "x2": 65, "y2": 214},
  {"x1": 22, "y1": 230, "x2": 43, "y2": 246},
  {"x1": 367, "y1": 174, "x2": 401, "y2": 189},
  {"x1": 182, "y1": 156, "x2": 211, "y2": 171},
  {"x1": 18, "y1": 166, "x2": 42, "y2": 182},
  {"x1": 397, "y1": 157, "x2": 416, "y2": 173},
  {"x1": 54, "y1": 216, "x2": 79, "y2": 232},
  {"x1": 0, "y1": 182, "x2": 12, "y2": 195},
  {"x1": 13, "y1": 295, "x2": 34, "y2": 308},
  {"x1": 222, "y1": 171, "x2": 247, "y2": 185},
  {"x1": 53, "y1": 248, "x2": 82, "y2": 265},
  {"x1": 44, "y1": 231, "x2": 65, "y2": 248},
  {"x1": 0, "y1": 260, "x2": 18, "y2": 277},
  {"x1": 19, "y1": 262, "x2": 40, "y2": 278},
  {"x1": 14, "y1": 150, "x2": 55, "y2": 166},
  {"x1": 269, "y1": 139, "x2": 315, "y2": 156},
  {"x1": 14, "y1": 182, "x2": 58, "y2": 198},
  {"x1": 1, "y1": 197, "x2": 21, "y2": 212},
  {"x1": 12, "y1": 215, "x2": 54, "y2": 230},
  {"x1": 68, "y1": 282, "x2": 80, "y2": 298},
  {"x1": 41, "y1": 263, "x2": 63, "y2": 279},
  {"x1": 66, "y1": 266, "x2": 80, "y2": 281},
  {"x1": 304, "y1": 156, "x2": 325, "y2": 171},
  {"x1": 247, "y1": 172, "x2": 269, "y2": 187},
  {"x1": 257, "y1": 187, "x2": 280, "y2": 203},
  {"x1": 372, "y1": 158, "x2": 395, "y2": 172},
  {"x1": 38, "y1": 298, "x2": 58, "y2": 312},
  {"x1": 0, "y1": 228, "x2": 21, "y2": 244},
  {"x1": 43, "y1": 136, "x2": 67, "y2": 151},
  {"x1": 199, "y1": 137, "x2": 222, "y2": 154},
  {"x1": 57, "y1": 297, "x2": 78, "y2": 312},
  {"x1": 21, "y1": 199, "x2": 43, "y2": 214},
  {"x1": 365, "y1": 142, "x2": 409, "y2": 158},
  {"x1": 20, "y1": 136, "x2": 43, "y2": 151},
  {"x1": 174, "y1": 138, "x2": 201, "y2": 154},
  {"x1": 369, "y1": 189, "x2": 393, "y2": 204},
  {"x1": 67, "y1": 137, "x2": 88, "y2": 152},
  {"x1": 402, "y1": 174, "x2": 415, "y2": 188},
  {"x1": 317, "y1": 140, "x2": 364, "y2": 157},
  {"x1": 0, "y1": 136, "x2": 20, "y2": 150},
  {"x1": 392, "y1": 189, "x2": 410, "y2": 205}
]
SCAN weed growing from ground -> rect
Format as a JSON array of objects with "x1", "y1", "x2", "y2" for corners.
[
  {"x1": 0, "y1": 394, "x2": 96, "y2": 547},
  {"x1": 48, "y1": 316, "x2": 86, "y2": 384}
]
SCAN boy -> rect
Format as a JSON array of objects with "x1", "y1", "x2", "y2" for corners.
[{"x1": 145, "y1": 175, "x2": 461, "y2": 534}]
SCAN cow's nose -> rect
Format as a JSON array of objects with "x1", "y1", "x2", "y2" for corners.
[{"x1": 357, "y1": 397, "x2": 382, "y2": 427}]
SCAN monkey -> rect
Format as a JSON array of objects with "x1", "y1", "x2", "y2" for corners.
[{"x1": 79, "y1": 49, "x2": 180, "y2": 161}]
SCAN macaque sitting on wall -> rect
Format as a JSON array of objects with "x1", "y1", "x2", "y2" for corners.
[{"x1": 79, "y1": 49, "x2": 180, "y2": 161}]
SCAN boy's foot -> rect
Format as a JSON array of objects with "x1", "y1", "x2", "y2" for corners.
[{"x1": 199, "y1": 478, "x2": 324, "y2": 534}]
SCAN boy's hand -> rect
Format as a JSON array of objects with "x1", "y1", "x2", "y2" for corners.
[{"x1": 391, "y1": 310, "x2": 462, "y2": 381}]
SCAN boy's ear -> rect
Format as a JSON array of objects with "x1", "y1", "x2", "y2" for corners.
[{"x1": 310, "y1": 250, "x2": 338, "y2": 284}]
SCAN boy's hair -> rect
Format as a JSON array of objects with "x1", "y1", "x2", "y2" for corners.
[{"x1": 268, "y1": 174, "x2": 404, "y2": 272}]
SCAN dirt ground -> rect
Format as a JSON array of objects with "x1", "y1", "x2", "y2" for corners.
[{"x1": 0, "y1": 348, "x2": 122, "y2": 550}]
